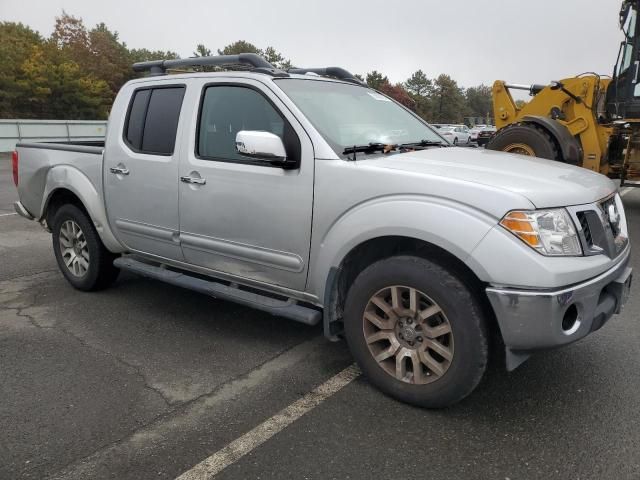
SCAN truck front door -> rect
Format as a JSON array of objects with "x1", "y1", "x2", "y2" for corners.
[{"x1": 177, "y1": 79, "x2": 314, "y2": 291}]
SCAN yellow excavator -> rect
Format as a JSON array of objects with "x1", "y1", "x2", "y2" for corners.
[{"x1": 487, "y1": 0, "x2": 640, "y2": 186}]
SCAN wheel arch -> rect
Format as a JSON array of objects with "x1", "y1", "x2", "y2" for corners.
[
  {"x1": 520, "y1": 115, "x2": 583, "y2": 165},
  {"x1": 41, "y1": 166, "x2": 124, "y2": 253},
  {"x1": 322, "y1": 235, "x2": 498, "y2": 343},
  {"x1": 45, "y1": 188, "x2": 88, "y2": 228}
]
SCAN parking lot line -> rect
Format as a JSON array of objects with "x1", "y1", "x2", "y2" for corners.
[
  {"x1": 175, "y1": 364, "x2": 361, "y2": 480},
  {"x1": 621, "y1": 187, "x2": 635, "y2": 197},
  {"x1": 0, "y1": 212, "x2": 17, "y2": 217}
]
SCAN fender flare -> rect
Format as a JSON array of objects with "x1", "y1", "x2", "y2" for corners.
[
  {"x1": 309, "y1": 195, "x2": 508, "y2": 306},
  {"x1": 41, "y1": 165, "x2": 124, "y2": 253},
  {"x1": 521, "y1": 115, "x2": 583, "y2": 165}
]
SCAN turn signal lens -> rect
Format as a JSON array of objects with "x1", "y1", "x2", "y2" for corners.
[
  {"x1": 500, "y1": 209, "x2": 582, "y2": 256},
  {"x1": 500, "y1": 212, "x2": 541, "y2": 248}
]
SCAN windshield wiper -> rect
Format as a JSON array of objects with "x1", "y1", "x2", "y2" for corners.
[
  {"x1": 343, "y1": 143, "x2": 389, "y2": 159},
  {"x1": 343, "y1": 140, "x2": 447, "y2": 160},
  {"x1": 399, "y1": 139, "x2": 448, "y2": 148}
]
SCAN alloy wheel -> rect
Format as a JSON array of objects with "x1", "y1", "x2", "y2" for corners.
[
  {"x1": 363, "y1": 285, "x2": 454, "y2": 384},
  {"x1": 59, "y1": 220, "x2": 90, "y2": 277}
]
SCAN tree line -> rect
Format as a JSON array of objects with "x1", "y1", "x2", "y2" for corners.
[{"x1": 0, "y1": 12, "x2": 493, "y2": 124}]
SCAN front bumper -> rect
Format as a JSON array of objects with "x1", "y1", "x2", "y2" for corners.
[{"x1": 486, "y1": 248, "x2": 632, "y2": 370}]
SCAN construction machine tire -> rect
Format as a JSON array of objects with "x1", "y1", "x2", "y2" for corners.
[{"x1": 486, "y1": 123, "x2": 561, "y2": 161}]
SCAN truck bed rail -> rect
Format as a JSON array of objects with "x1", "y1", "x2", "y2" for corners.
[{"x1": 16, "y1": 141, "x2": 104, "y2": 155}]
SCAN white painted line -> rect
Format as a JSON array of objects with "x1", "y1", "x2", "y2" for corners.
[
  {"x1": 620, "y1": 187, "x2": 634, "y2": 197},
  {"x1": 0, "y1": 212, "x2": 17, "y2": 217},
  {"x1": 175, "y1": 364, "x2": 361, "y2": 480}
]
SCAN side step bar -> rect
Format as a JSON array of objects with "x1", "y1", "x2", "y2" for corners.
[{"x1": 113, "y1": 257, "x2": 321, "y2": 326}]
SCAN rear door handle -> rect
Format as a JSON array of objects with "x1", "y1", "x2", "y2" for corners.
[
  {"x1": 109, "y1": 166, "x2": 130, "y2": 175},
  {"x1": 180, "y1": 176, "x2": 206, "y2": 185}
]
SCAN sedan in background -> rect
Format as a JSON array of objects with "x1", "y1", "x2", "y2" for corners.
[
  {"x1": 438, "y1": 125, "x2": 471, "y2": 145},
  {"x1": 477, "y1": 126, "x2": 497, "y2": 146},
  {"x1": 469, "y1": 125, "x2": 487, "y2": 142}
]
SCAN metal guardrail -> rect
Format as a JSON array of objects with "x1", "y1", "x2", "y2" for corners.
[{"x1": 0, "y1": 119, "x2": 108, "y2": 152}]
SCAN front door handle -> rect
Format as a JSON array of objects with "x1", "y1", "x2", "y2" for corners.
[
  {"x1": 180, "y1": 176, "x2": 206, "y2": 185},
  {"x1": 110, "y1": 166, "x2": 130, "y2": 175}
]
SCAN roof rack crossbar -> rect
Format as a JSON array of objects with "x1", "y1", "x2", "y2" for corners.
[
  {"x1": 132, "y1": 53, "x2": 282, "y2": 76},
  {"x1": 287, "y1": 67, "x2": 365, "y2": 85}
]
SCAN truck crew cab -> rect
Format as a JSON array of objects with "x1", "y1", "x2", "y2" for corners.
[{"x1": 13, "y1": 54, "x2": 633, "y2": 407}]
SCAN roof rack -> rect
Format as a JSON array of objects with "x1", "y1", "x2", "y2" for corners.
[
  {"x1": 132, "y1": 53, "x2": 289, "y2": 77},
  {"x1": 287, "y1": 67, "x2": 365, "y2": 85},
  {"x1": 132, "y1": 53, "x2": 365, "y2": 86}
]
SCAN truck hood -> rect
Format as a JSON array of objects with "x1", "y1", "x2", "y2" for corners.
[{"x1": 366, "y1": 147, "x2": 616, "y2": 208}]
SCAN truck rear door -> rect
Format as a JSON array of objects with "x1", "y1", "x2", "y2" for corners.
[{"x1": 104, "y1": 84, "x2": 186, "y2": 260}]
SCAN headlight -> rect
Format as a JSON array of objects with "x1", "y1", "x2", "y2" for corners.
[{"x1": 500, "y1": 209, "x2": 582, "y2": 256}]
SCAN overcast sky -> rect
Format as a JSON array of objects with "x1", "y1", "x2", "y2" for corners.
[{"x1": 1, "y1": 0, "x2": 625, "y2": 89}]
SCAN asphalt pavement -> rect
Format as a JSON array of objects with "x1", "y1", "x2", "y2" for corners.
[{"x1": 1, "y1": 152, "x2": 639, "y2": 480}]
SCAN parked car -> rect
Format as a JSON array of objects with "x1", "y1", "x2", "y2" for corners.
[
  {"x1": 438, "y1": 125, "x2": 472, "y2": 145},
  {"x1": 12, "y1": 53, "x2": 632, "y2": 408},
  {"x1": 469, "y1": 125, "x2": 488, "y2": 142},
  {"x1": 477, "y1": 126, "x2": 497, "y2": 146}
]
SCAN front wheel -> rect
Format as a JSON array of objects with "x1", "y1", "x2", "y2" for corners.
[
  {"x1": 51, "y1": 204, "x2": 120, "y2": 291},
  {"x1": 343, "y1": 256, "x2": 489, "y2": 408}
]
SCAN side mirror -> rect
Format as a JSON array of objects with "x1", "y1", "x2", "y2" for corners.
[{"x1": 235, "y1": 131, "x2": 290, "y2": 167}]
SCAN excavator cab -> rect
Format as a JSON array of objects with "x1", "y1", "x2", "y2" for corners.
[{"x1": 607, "y1": 0, "x2": 640, "y2": 119}]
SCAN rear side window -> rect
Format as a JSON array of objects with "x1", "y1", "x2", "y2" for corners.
[{"x1": 124, "y1": 86, "x2": 185, "y2": 155}]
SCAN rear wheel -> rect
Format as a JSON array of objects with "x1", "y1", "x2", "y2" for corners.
[
  {"x1": 453, "y1": 137, "x2": 458, "y2": 145},
  {"x1": 52, "y1": 204, "x2": 120, "y2": 291},
  {"x1": 343, "y1": 256, "x2": 489, "y2": 408},
  {"x1": 486, "y1": 123, "x2": 560, "y2": 160}
]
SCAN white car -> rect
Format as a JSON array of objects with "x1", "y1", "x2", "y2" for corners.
[
  {"x1": 469, "y1": 125, "x2": 487, "y2": 142},
  {"x1": 438, "y1": 125, "x2": 471, "y2": 145}
]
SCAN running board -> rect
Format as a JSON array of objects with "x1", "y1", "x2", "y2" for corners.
[{"x1": 113, "y1": 257, "x2": 321, "y2": 326}]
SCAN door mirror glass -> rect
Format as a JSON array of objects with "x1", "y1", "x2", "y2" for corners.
[{"x1": 236, "y1": 131, "x2": 287, "y2": 162}]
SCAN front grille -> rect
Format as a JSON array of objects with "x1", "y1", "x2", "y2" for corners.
[
  {"x1": 576, "y1": 212, "x2": 593, "y2": 246},
  {"x1": 571, "y1": 195, "x2": 627, "y2": 258}
]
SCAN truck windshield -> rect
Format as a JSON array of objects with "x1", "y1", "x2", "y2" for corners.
[{"x1": 275, "y1": 78, "x2": 444, "y2": 156}]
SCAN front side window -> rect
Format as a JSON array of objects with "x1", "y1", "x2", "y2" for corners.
[
  {"x1": 124, "y1": 86, "x2": 185, "y2": 155},
  {"x1": 197, "y1": 85, "x2": 299, "y2": 163},
  {"x1": 275, "y1": 78, "x2": 443, "y2": 156}
]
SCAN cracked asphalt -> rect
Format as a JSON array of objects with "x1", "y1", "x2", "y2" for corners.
[{"x1": 1, "y1": 152, "x2": 640, "y2": 480}]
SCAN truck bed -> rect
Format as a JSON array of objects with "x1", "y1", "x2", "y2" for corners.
[{"x1": 15, "y1": 141, "x2": 105, "y2": 221}]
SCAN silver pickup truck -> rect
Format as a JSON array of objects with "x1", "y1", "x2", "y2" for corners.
[{"x1": 12, "y1": 54, "x2": 633, "y2": 407}]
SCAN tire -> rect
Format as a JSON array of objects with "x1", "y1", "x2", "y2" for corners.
[
  {"x1": 486, "y1": 123, "x2": 560, "y2": 160},
  {"x1": 343, "y1": 255, "x2": 488, "y2": 408},
  {"x1": 51, "y1": 204, "x2": 119, "y2": 291},
  {"x1": 453, "y1": 137, "x2": 458, "y2": 145}
]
